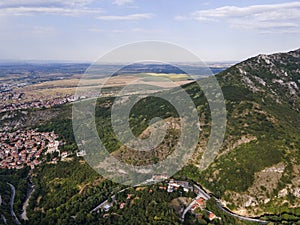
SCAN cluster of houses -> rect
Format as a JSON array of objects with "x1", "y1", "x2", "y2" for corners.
[
  {"x1": 191, "y1": 197, "x2": 206, "y2": 211},
  {"x1": 0, "y1": 130, "x2": 61, "y2": 169},
  {"x1": 151, "y1": 174, "x2": 194, "y2": 193},
  {"x1": 93, "y1": 175, "x2": 220, "y2": 223},
  {"x1": 0, "y1": 81, "x2": 28, "y2": 94},
  {"x1": 150, "y1": 174, "x2": 219, "y2": 221},
  {"x1": 167, "y1": 179, "x2": 194, "y2": 193},
  {"x1": 190, "y1": 197, "x2": 218, "y2": 221},
  {"x1": 0, "y1": 94, "x2": 76, "y2": 113},
  {"x1": 0, "y1": 91, "x2": 24, "y2": 102}
]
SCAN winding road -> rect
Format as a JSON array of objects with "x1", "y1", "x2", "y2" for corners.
[
  {"x1": 7, "y1": 183, "x2": 21, "y2": 225},
  {"x1": 90, "y1": 188, "x2": 129, "y2": 213},
  {"x1": 181, "y1": 184, "x2": 211, "y2": 221},
  {"x1": 181, "y1": 183, "x2": 269, "y2": 224},
  {"x1": 215, "y1": 198, "x2": 269, "y2": 224},
  {"x1": 90, "y1": 180, "x2": 269, "y2": 224},
  {"x1": 20, "y1": 184, "x2": 35, "y2": 221},
  {"x1": 1, "y1": 214, "x2": 7, "y2": 224},
  {"x1": 181, "y1": 198, "x2": 197, "y2": 221},
  {"x1": 0, "y1": 194, "x2": 7, "y2": 225}
]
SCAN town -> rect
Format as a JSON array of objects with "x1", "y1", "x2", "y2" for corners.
[
  {"x1": 0, "y1": 91, "x2": 76, "y2": 113},
  {"x1": 0, "y1": 130, "x2": 62, "y2": 169}
]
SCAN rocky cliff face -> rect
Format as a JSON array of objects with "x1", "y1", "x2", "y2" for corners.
[
  {"x1": 199, "y1": 48, "x2": 300, "y2": 216},
  {"x1": 220, "y1": 48, "x2": 300, "y2": 109}
]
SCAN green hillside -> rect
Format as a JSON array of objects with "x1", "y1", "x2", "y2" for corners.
[
  {"x1": 199, "y1": 48, "x2": 300, "y2": 218},
  {"x1": 0, "y1": 48, "x2": 299, "y2": 224}
]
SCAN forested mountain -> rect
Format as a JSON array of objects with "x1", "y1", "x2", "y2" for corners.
[
  {"x1": 199, "y1": 48, "x2": 300, "y2": 217},
  {"x1": 0, "y1": 48, "x2": 299, "y2": 224}
]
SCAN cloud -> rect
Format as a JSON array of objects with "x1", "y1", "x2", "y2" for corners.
[
  {"x1": 182, "y1": 2, "x2": 300, "y2": 32},
  {"x1": 87, "y1": 27, "x2": 162, "y2": 34},
  {"x1": 16, "y1": 25, "x2": 57, "y2": 36},
  {"x1": 88, "y1": 27, "x2": 105, "y2": 33},
  {"x1": 0, "y1": 7, "x2": 101, "y2": 16},
  {"x1": 113, "y1": 0, "x2": 133, "y2": 6},
  {"x1": 174, "y1": 15, "x2": 188, "y2": 21},
  {"x1": 0, "y1": 0, "x2": 94, "y2": 8},
  {"x1": 0, "y1": 0, "x2": 100, "y2": 16},
  {"x1": 97, "y1": 13, "x2": 153, "y2": 21},
  {"x1": 232, "y1": 21, "x2": 298, "y2": 30},
  {"x1": 130, "y1": 28, "x2": 162, "y2": 33}
]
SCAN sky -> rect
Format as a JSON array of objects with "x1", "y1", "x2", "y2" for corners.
[{"x1": 0, "y1": 0, "x2": 299, "y2": 62}]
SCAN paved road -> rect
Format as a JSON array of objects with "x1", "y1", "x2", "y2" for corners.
[
  {"x1": 90, "y1": 188, "x2": 128, "y2": 213},
  {"x1": 215, "y1": 199, "x2": 269, "y2": 224},
  {"x1": 0, "y1": 194, "x2": 7, "y2": 224},
  {"x1": 181, "y1": 184, "x2": 211, "y2": 221},
  {"x1": 90, "y1": 180, "x2": 269, "y2": 224},
  {"x1": 181, "y1": 184, "x2": 268, "y2": 224},
  {"x1": 193, "y1": 184, "x2": 211, "y2": 200},
  {"x1": 21, "y1": 184, "x2": 35, "y2": 221},
  {"x1": 181, "y1": 198, "x2": 197, "y2": 221},
  {"x1": 90, "y1": 198, "x2": 112, "y2": 213},
  {"x1": 7, "y1": 183, "x2": 21, "y2": 225},
  {"x1": 1, "y1": 214, "x2": 7, "y2": 224}
]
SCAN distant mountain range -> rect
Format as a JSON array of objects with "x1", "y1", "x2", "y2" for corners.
[
  {"x1": 0, "y1": 61, "x2": 230, "y2": 76},
  {"x1": 111, "y1": 63, "x2": 229, "y2": 76}
]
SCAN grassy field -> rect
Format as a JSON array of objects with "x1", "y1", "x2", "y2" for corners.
[{"x1": 9, "y1": 73, "x2": 194, "y2": 103}]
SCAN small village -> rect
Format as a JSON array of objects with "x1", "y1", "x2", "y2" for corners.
[
  {"x1": 0, "y1": 91, "x2": 76, "y2": 113},
  {"x1": 0, "y1": 130, "x2": 65, "y2": 169}
]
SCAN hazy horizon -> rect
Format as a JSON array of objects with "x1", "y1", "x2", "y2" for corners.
[{"x1": 0, "y1": 0, "x2": 299, "y2": 62}]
